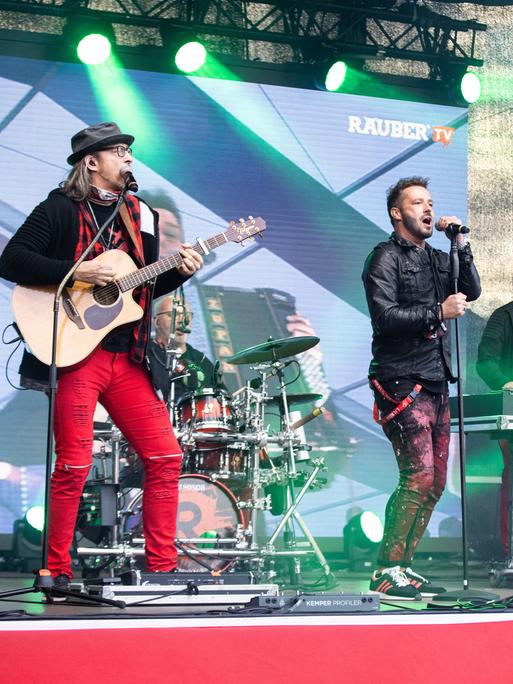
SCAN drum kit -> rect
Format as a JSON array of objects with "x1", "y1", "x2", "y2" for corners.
[{"x1": 76, "y1": 335, "x2": 333, "y2": 586}]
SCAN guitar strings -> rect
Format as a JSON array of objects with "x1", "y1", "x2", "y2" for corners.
[{"x1": 89, "y1": 224, "x2": 246, "y2": 303}]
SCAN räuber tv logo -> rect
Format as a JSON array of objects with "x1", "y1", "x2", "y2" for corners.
[{"x1": 347, "y1": 115, "x2": 455, "y2": 146}]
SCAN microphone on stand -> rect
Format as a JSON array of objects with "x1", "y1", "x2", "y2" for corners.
[
  {"x1": 121, "y1": 169, "x2": 139, "y2": 192},
  {"x1": 435, "y1": 220, "x2": 469, "y2": 235},
  {"x1": 213, "y1": 360, "x2": 224, "y2": 389},
  {"x1": 177, "y1": 287, "x2": 191, "y2": 333}
]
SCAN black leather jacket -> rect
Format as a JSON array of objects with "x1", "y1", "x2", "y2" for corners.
[{"x1": 362, "y1": 232, "x2": 481, "y2": 382}]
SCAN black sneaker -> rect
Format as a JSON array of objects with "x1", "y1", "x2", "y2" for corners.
[
  {"x1": 370, "y1": 566, "x2": 421, "y2": 600},
  {"x1": 404, "y1": 567, "x2": 447, "y2": 597},
  {"x1": 49, "y1": 574, "x2": 70, "y2": 602}
]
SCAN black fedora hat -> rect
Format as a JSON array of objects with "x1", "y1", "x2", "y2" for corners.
[{"x1": 67, "y1": 121, "x2": 134, "y2": 165}]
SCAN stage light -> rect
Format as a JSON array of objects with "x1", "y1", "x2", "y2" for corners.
[
  {"x1": 324, "y1": 61, "x2": 348, "y2": 92},
  {"x1": 77, "y1": 33, "x2": 112, "y2": 65},
  {"x1": 25, "y1": 505, "x2": 45, "y2": 534},
  {"x1": 345, "y1": 511, "x2": 383, "y2": 548},
  {"x1": 0, "y1": 461, "x2": 12, "y2": 480},
  {"x1": 174, "y1": 41, "x2": 207, "y2": 73},
  {"x1": 314, "y1": 59, "x2": 351, "y2": 92},
  {"x1": 343, "y1": 510, "x2": 383, "y2": 570},
  {"x1": 63, "y1": 16, "x2": 114, "y2": 66},
  {"x1": 9, "y1": 507, "x2": 45, "y2": 571},
  {"x1": 460, "y1": 71, "x2": 481, "y2": 104}
]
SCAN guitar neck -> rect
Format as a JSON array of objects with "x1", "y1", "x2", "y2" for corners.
[{"x1": 116, "y1": 231, "x2": 229, "y2": 292}]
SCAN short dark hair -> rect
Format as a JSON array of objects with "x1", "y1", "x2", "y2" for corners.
[
  {"x1": 386, "y1": 176, "x2": 429, "y2": 227},
  {"x1": 138, "y1": 190, "x2": 182, "y2": 226}
]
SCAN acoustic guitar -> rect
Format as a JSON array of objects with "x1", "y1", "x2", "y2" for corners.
[{"x1": 12, "y1": 216, "x2": 266, "y2": 367}]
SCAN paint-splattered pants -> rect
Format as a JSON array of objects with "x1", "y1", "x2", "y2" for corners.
[
  {"x1": 48, "y1": 349, "x2": 182, "y2": 578},
  {"x1": 374, "y1": 388, "x2": 450, "y2": 567}
]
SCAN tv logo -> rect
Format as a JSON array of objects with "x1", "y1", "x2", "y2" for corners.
[
  {"x1": 432, "y1": 126, "x2": 455, "y2": 147},
  {"x1": 347, "y1": 116, "x2": 455, "y2": 146}
]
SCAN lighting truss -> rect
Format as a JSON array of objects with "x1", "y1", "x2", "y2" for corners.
[{"x1": 0, "y1": 0, "x2": 486, "y2": 80}]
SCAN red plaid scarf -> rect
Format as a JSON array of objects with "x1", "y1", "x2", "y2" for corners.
[{"x1": 76, "y1": 194, "x2": 151, "y2": 364}]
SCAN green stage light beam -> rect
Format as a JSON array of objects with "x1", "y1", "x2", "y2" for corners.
[
  {"x1": 191, "y1": 52, "x2": 241, "y2": 82},
  {"x1": 77, "y1": 33, "x2": 112, "y2": 66},
  {"x1": 84, "y1": 54, "x2": 172, "y2": 167}
]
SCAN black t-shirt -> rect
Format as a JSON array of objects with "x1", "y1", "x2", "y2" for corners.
[{"x1": 146, "y1": 340, "x2": 224, "y2": 403}]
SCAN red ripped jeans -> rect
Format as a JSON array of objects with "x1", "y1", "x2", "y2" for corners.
[{"x1": 49, "y1": 349, "x2": 182, "y2": 578}]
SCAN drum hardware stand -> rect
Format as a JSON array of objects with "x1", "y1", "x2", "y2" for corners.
[
  {"x1": 93, "y1": 422, "x2": 123, "y2": 550},
  {"x1": 163, "y1": 296, "x2": 183, "y2": 426},
  {"x1": 230, "y1": 359, "x2": 332, "y2": 586},
  {"x1": 266, "y1": 360, "x2": 331, "y2": 585},
  {"x1": 264, "y1": 457, "x2": 331, "y2": 582}
]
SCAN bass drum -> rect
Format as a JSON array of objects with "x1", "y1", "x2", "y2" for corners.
[{"x1": 124, "y1": 474, "x2": 244, "y2": 573}]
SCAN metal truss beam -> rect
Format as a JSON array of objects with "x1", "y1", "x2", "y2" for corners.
[{"x1": 0, "y1": 0, "x2": 486, "y2": 78}]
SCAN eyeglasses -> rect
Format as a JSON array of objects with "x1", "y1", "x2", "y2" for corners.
[
  {"x1": 106, "y1": 145, "x2": 133, "y2": 158},
  {"x1": 157, "y1": 310, "x2": 193, "y2": 319}
]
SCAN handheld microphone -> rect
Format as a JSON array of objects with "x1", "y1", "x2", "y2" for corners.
[
  {"x1": 434, "y1": 221, "x2": 469, "y2": 235},
  {"x1": 121, "y1": 169, "x2": 139, "y2": 192}
]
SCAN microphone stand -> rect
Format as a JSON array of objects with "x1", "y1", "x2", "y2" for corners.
[
  {"x1": 164, "y1": 298, "x2": 181, "y2": 424},
  {"x1": 0, "y1": 183, "x2": 131, "y2": 607},
  {"x1": 434, "y1": 229, "x2": 498, "y2": 604}
]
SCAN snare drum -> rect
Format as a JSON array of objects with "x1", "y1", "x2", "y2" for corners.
[
  {"x1": 176, "y1": 388, "x2": 236, "y2": 449},
  {"x1": 183, "y1": 443, "x2": 249, "y2": 481}
]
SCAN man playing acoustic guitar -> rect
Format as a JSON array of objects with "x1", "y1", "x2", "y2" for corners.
[{"x1": 0, "y1": 122, "x2": 204, "y2": 595}]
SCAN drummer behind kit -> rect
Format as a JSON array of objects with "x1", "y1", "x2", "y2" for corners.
[{"x1": 78, "y1": 335, "x2": 334, "y2": 585}]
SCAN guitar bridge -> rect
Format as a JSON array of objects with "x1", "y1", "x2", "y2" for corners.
[{"x1": 62, "y1": 290, "x2": 85, "y2": 329}]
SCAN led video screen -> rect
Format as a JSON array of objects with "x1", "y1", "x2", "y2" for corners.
[{"x1": 0, "y1": 55, "x2": 468, "y2": 539}]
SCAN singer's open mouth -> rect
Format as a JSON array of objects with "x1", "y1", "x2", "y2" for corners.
[{"x1": 422, "y1": 216, "x2": 432, "y2": 226}]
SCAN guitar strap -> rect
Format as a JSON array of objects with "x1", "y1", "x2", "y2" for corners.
[{"x1": 119, "y1": 202, "x2": 145, "y2": 265}]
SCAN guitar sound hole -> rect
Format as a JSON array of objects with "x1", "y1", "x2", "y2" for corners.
[{"x1": 93, "y1": 283, "x2": 120, "y2": 306}]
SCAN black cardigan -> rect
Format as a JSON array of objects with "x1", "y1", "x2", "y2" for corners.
[{"x1": 0, "y1": 188, "x2": 188, "y2": 381}]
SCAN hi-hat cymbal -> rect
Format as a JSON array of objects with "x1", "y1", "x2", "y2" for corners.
[
  {"x1": 267, "y1": 393, "x2": 323, "y2": 406},
  {"x1": 226, "y1": 336, "x2": 320, "y2": 365}
]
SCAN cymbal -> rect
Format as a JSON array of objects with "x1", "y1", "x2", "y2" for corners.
[
  {"x1": 267, "y1": 393, "x2": 323, "y2": 406},
  {"x1": 226, "y1": 336, "x2": 320, "y2": 365}
]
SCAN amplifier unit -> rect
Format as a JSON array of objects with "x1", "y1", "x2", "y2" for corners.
[{"x1": 253, "y1": 592, "x2": 380, "y2": 613}]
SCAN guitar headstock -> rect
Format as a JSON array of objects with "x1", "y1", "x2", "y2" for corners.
[{"x1": 225, "y1": 216, "x2": 266, "y2": 245}]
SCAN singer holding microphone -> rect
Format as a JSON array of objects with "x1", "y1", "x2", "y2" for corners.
[
  {"x1": 0, "y1": 122, "x2": 203, "y2": 594},
  {"x1": 362, "y1": 176, "x2": 481, "y2": 600}
]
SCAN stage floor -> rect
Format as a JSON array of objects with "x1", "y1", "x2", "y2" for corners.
[{"x1": 0, "y1": 563, "x2": 511, "y2": 620}]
